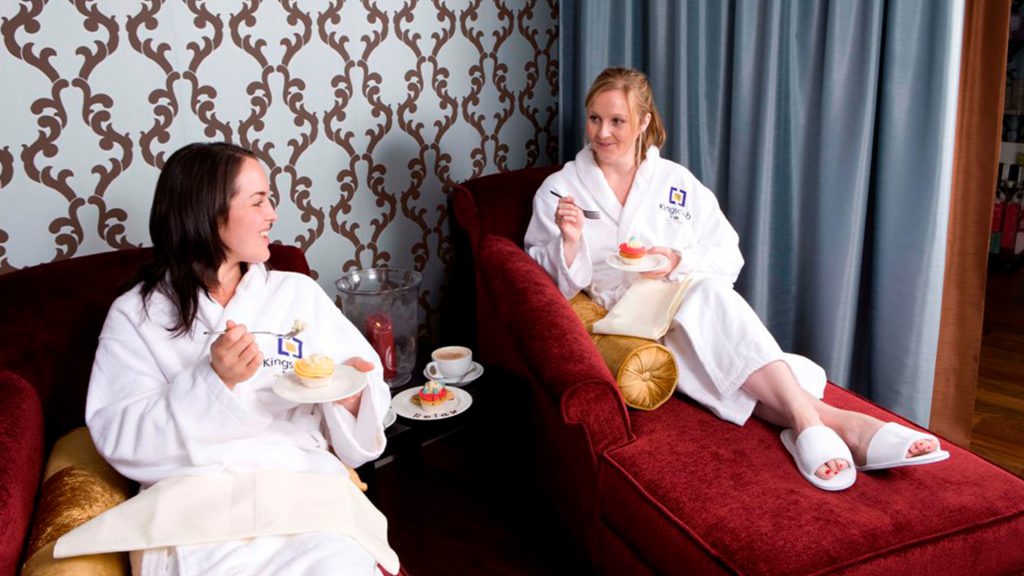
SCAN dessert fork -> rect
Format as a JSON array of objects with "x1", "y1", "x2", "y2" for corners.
[
  {"x1": 549, "y1": 190, "x2": 601, "y2": 219},
  {"x1": 203, "y1": 326, "x2": 304, "y2": 338}
]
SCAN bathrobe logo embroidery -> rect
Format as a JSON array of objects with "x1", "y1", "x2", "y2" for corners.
[
  {"x1": 277, "y1": 336, "x2": 303, "y2": 359},
  {"x1": 263, "y1": 356, "x2": 295, "y2": 370},
  {"x1": 658, "y1": 185, "x2": 692, "y2": 223},
  {"x1": 668, "y1": 186, "x2": 687, "y2": 206},
  {"x1": 265, "y1": 336, "x2": 303, "y2": 371}
]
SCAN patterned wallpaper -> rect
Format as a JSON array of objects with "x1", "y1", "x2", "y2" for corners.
[{"x1": 0, "y1": 0, "x2": 558, "y2": 342}]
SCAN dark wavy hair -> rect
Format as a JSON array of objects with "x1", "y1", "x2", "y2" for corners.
[{"x1": 137, "y1": 142, "x2": 258, "y2": 336}]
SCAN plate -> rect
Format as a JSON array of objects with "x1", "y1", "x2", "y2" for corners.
[
  {"x1": 391, "y1": 386, "x2": 473, "y2": 421},
  {"x1": 383, "y1": 407, "x2": 397, "y2": 428},
  {"x1": 605, "y1": 253, "x2": 670, "y2": 273},
  {"x1": 272, "y1": 364, "x2": 367, "y2": 404},
  {"x1": 421, "y1": 361, "x2": 485, "y2": 386}
]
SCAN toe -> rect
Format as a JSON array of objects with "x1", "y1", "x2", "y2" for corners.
[
  {"x1": 815, "y1": 464, "x2": 834, "y2": 479},
  {"x1": 906, "y1": 439, "x2": 937, "y2": 459},
  {"x1": 815, "y1": 459, "x2": 848, "y2": 480}
]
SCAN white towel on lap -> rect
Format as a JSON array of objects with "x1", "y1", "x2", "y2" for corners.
[{"x1": 54, "y1": 470, "x2": 399, "y2": 575}]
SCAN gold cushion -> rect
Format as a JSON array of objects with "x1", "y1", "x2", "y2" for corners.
[
  {"x1": 570, "y1": 293, "x2": 677, "y2": 410},
  {"x1": 23, "y1": 427, "x2": 132, "y2": 576},
  {"x1": 21, "y1": 542, "x2": 128, "y2": 576}
]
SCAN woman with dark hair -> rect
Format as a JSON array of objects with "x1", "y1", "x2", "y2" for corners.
[
  {"x1": 525, "y1": 67, "x2": 948, "y2": 491},
  {"x1": 77, "y1": 142, "x2": 398, "y2": 575},
  {"x1": 138, "y1": 141, "x2": 262, "y2": 335}
]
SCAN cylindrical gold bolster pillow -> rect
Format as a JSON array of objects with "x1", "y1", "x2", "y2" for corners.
[
  {"x1": 569, "y1": 293, "x2": 677, "y2": 411},
  {"x1": 23, "y1": 428, "x2": 133, "y2": 576}
]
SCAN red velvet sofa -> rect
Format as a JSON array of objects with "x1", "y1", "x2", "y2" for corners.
[
  {"x1": 0, "y1": 246, "x2": 310, "y2": 574},
  {"x1": 453, "y1": 166, "x2": 1024, "y2": 575}
]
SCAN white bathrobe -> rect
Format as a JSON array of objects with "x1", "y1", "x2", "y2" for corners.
[
  {"x1": 86, "y1": 263, "x2": 392, "y2": 575},
  {"x1": 525, "y1": 146, "x2": 826, "y2": 424}
]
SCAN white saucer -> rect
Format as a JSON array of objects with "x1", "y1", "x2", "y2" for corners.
[
  {"x1": 272, "y1": 365, "x2": 367, "y2": 404},
  {"x1": 383, "y1": 407, "x2": 397, "y2": 428},
  {"x1": 422, "y1": 361, "x2": 484, "y2": 386},
  {"x1": 391, "y1": 386, "x2": 472, "y2": 421},
  {"x1": 606, "y1": 253, "x2": 669, "y2": 273}
]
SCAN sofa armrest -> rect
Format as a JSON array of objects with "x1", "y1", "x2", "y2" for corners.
[
  {"x1": 452, "y1": 185, "x2": 483, "y2": 254},
  {"x1": 476, "y1": 235, "x2": 633, "y2": 456},
  {"x1": 0, "y1": 370, "x2": 45, "y2": 575}
]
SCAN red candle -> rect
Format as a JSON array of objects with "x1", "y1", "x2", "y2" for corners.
[{"x1": 365, "y1": 312, "x2": 397, "y2": 380}]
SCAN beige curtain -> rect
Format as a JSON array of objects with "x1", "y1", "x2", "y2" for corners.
[{"x1": 930, "y1": 0, "x2": 1010, "y2": 446}]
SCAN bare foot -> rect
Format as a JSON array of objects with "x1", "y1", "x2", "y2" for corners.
[
  {"x1": 782, "y1": 424, "x2": 856, "y2": 481},
  {"x1": 794, "y1": 423, "x2": 850, "y2": 479},
  {"x1": 815, "y1": 458, "x2": 849, "y2": 480},
  {"x1": 833, "y1": 412, "x2": 938, "y2": 466},
  {"x1": 908, "y1": 438, "x2": 938, "y2": 458}
]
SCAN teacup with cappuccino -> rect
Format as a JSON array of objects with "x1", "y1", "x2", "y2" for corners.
[{"x1": 427, "y1": 345, "x2": 473, "y2": 380}]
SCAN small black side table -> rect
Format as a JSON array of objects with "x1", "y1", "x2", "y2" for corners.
[{"x1": 357, "y1": 366, "x2": 496, "y2": 501}]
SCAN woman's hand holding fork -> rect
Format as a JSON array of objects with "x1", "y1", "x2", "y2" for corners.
[
  {"x1": 554, "y1": 196, "x2": 585, "y2": 266},
  {"x1": 210, "y1": 320, "x2": 263, "y2": 390}
]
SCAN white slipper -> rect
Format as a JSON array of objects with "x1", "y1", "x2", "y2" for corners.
[
  {"x1": 780, "y1": 425, "x2": 856, "y2": 492},
  {"x1": 857, "y1": 422, "x2": 950, "y2": 471}
]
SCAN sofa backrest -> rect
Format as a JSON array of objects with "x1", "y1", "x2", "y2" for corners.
[
  {"x1": 453, "y1": 164, "x2": 560, "y2": 249},
  {"x1": 0, "y1": 245, "x2": 310, "y2": 449}
]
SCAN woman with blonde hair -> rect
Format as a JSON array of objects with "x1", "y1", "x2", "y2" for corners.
[{"x1": 525, "y1": 67, "x2": 947, "y2": 491}]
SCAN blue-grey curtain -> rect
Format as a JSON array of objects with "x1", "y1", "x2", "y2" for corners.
[{"x1": 559, "y1": 0, "x2": 963, "y2": 425}]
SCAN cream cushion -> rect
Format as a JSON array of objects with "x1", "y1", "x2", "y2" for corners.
[{"x1": 591, "y1": 277, "x2": 689, "y2": 340}]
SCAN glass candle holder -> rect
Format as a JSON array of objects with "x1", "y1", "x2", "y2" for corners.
[{"x1": 336, "y1": 268, "x2": 422, "y2": 388}]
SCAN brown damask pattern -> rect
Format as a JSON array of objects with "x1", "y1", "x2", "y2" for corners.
[
  {"x1": 0, "y1": 0, "x2": 558, "y2": 342},
  {"x1": 0, "y1": 147, "x2": 13, "y2": 188}
]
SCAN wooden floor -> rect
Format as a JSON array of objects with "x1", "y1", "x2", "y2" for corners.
[{"x1": 971, "y1": 261, "x2": 1024, "y2": 479}]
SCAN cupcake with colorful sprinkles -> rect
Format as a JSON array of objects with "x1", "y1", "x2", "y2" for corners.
[
  {"x1": 618, "y1": 236, "x2": 646, "y2": 261},
  {"x1": 416, "y1": 379, "x2": 452, "y2": 413}
]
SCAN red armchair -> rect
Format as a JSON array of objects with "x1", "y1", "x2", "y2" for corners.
[
  {"x1": 0, "y1": 245, "x2": 310, "y2": 574},
  {"x1": 453, "y1": 167, "x2": 1024, "y2": 575}
]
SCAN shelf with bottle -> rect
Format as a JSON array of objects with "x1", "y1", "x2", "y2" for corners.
[
  {"x1": 1012, "y1": 0, "x2": 1024, "y2": 41},
  {"x1": 991, "y1": 170, "x2": 1024, "y2": 268},
  {"x1": 1005, "y1": 3, "x2": 1024, "y2": 133}
]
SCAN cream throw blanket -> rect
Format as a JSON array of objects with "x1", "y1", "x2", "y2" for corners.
[
  {"x1": 592, "y1": 277, "x2": 691, "y2": 340},
  {"x1": 53, "y1": 470, "x2": 400, "y2": 574}
]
